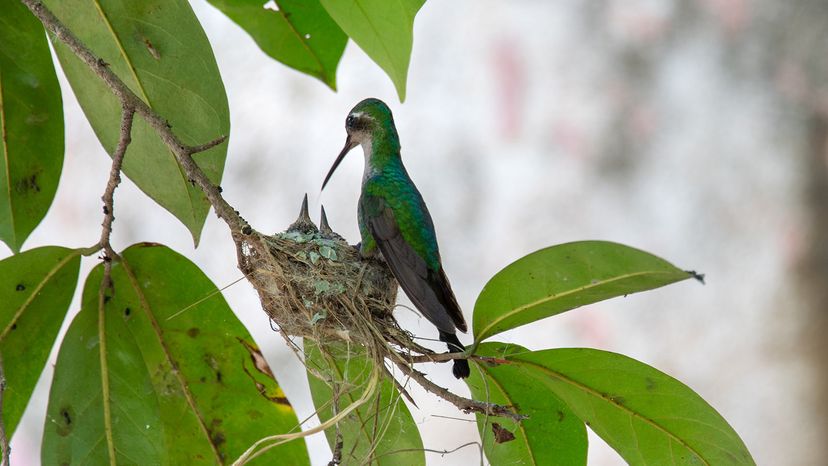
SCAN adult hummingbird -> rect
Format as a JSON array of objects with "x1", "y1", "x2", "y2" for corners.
[{"x1": 322, "y1": 98, "x2": 470, "y2": 379}]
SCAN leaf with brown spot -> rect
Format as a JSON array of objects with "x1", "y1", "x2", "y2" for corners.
[
  {"x1": 305, "y1": 341, "x2": 425, "y2": 466},
  {"x1": 239, "y1": 338, "x2": 275, "y2": 378},
  {"x1": 43, "y1": 0, "x2": 230, "y2": 245},
  {"x1": 42, "y1": 244, "x2": 308, "y2": 465},
  {"x1": 502, "y1": 347, "x2": 756, "y2": 465},
  {"x1": 0, "y1": 0, "x2": 64, "y2": 252},
  {"x1": 0, "y1": 246, "x2": 80, "y2": 437},
  {"x1": 465, "y1": 342, "x2": 587, "y2": 466}
]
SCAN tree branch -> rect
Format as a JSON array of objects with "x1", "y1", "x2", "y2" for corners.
[
  {"x1": 393, "y1": 361, "x2": 525, "y2": 422},
  {"x1": 98, "y1": 105, "x2": 134, "y2": 262},
  {"x1": 396, "y1": 350, "x2": 507, "y2": 366},
  {"x1": 0, "y1": 352, "x2": 10, "y2": 466}
]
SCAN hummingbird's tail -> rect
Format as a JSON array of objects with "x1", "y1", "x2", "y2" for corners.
[{"x1": 439, "y1": 331, "x2": 470, "y2": 379}]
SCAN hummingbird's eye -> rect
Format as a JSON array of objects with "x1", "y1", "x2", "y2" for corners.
[{"x1": 346, "y1": 115, "x2": 356, "y2": 128}]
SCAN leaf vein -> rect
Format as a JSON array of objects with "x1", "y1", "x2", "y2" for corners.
[
  {"x1": 517, "y1": 358, "x2": 710, "y2": 466},
  {"x1": 119, "y1": 258, "x2": 224, "y2": 463},
  {"x1": 0, "y1": 73, "x2": 15, "y2": 249},
  {"x1": 476, "y1": 270, "x2": 685, "y2": 341}
]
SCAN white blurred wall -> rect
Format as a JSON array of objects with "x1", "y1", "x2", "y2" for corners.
[{"x1": 5, "y1": 1, "x2": 827, "y2": 464}]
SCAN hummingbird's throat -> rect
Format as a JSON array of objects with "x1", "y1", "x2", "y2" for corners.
[{"x1": 360, "y1": 138, "x2": 377, "y2": 183}]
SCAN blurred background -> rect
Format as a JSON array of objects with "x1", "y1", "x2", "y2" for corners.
[{"x1": 4, "y1": 0, "x2": 828, "y2": 464}]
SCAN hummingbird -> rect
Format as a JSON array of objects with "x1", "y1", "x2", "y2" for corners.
[{"x1": 322, "y1": 98, "x2": 470, "y2": 379}]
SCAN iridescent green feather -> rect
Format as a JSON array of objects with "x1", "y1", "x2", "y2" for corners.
[{"x1": 361, "y1": 167, "x2": 440, "y2": 271}]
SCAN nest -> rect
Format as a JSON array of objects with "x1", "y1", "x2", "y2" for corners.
[{"x1": 233, "y1": 197, "x2": 426, "y2": 357}]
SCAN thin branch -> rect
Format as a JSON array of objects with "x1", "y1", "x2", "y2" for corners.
[
  {"x1": 328, "y1": 433, "x2": 343, "y2": 466},
  {"x1": 392, "y1": 361, "x2": 525, "y2": 422},
  {"x1": 98, "y1": 105, "x2": 135, "y2": 262},
  {"x1": 186, "y1": 135, "x2": 228, "y2": 155},
  {"x1": 383, "y1": 365, "x2": 416, "y2": 407},
  {"x1": 20, "y1": 0, "x2": 243, "y2": 234},
  {"x1": 397, "y1": 350, "x2": 508, "y2": 365},
  {"x1": 0, "y1": 352, "x2": 9, "y2": 466},
  {"x1": 328, "y1": 385, "x2": 343, "y2": 466},
  {"x1": 373, "y1": 441, "x2": 484, "y2": 464}
]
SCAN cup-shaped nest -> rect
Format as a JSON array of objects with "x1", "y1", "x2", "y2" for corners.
[{"x1": 234, "y1": 198, "x2": 413, "y2": 350}]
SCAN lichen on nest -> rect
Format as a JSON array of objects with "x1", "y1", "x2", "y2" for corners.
[{"x1": 234, "y1": 197, "x2": 422, "y2": 354}]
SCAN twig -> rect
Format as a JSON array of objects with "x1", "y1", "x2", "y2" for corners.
[
  {"x1": 328, "y1": 433, "x2": 343, "y2": 466},
  {"x1": 392, "y1": 362, "x2": 525, "y2": 422},
  {"x1": 20, "y1": 0, "x2": 242, "y2": 233},
  {"x1": 398, "y1": 351, "x2": 507, "y2": 365},
  {"x1": 98, "y1": 105, "x2": 135, "y2": 262},
  {"x1": 328, "y1": 385, "x2": 343, "y2": 466},
  {"x1": 186, "y1": 135, "x2": 229, "y2": 155},
  {"x1": 383, "y1": 365, "x2": 416, "y2": 407},
  {"x1": 372, "y1": 441, "x2": 484, "y2": 464},
  {"x1": 0, "y1": 352, "x2": 9, "y2": 466}
]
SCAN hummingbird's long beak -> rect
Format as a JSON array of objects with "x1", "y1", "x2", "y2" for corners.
[{"x1": 322, "y1": 135, "x2": 358, "y2": 191}]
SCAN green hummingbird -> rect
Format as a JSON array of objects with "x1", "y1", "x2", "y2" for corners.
[{"x1": 322, "y1": 98, "x2": 470, "y2": 379}]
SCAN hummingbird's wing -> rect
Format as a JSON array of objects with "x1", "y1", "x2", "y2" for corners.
[{"x1": 363, "y1": 195, "x2": 468, "y2": 334}]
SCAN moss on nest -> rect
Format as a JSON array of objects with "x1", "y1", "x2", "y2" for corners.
[{"x1": 234, "y1": 201, "x2": 422, "y2": 355}]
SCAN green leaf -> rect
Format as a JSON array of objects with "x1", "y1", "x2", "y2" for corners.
[
  {"x1": 206, "y1": 0, "x2": 346, "y2": 89},
  {"x1": 305, "y1": 341, "x2": 424, "y2": 465},
  {"x1": 0, "y1": 0, "x2": 64, "y2": 253},
  {"x1": 44, "y1": 0, "x2": 230, "y2": 245},
  {"x1": 42, "y1": 244, "x2": 308, "y2": 465},
  {"x1": 507, "y1": 348, "x2": 755, "y2": 465},
  {"x1": 0, "y1": 246, "x2": 80, "y2": 437},
  {"x1": 474, "y1": 241, "x2": 694, "y2": 342},
  {"x1": 320, "y1": 0, "x2": 425, "y2": 101},
  {"x1": 466, "y1": 342, "x2": 587, "y2": 466}
]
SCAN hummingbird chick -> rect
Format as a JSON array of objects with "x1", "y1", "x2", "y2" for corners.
[{"x1": 322, "y1": 98, "x2": 470, "y2": 379}]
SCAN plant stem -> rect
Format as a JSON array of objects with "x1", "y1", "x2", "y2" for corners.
[{"x1": 0, "y1": 352, "x2": 10, "y2": 466}]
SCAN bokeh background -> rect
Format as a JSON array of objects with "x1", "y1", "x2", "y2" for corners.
[{"x1": 4, "y1": 1, "x2": 828, "y2": 464}]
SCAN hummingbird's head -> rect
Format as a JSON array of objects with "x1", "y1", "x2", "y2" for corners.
[
  {"x1": 322, "y1": 98, "x2": 398, "y2": 190},
  {"x1": 345, "y1": 98, "x2": 393, "y2": 142}
]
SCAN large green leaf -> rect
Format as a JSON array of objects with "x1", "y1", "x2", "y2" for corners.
[
  {"x1": 42, "y1": 244, "x2": 308, "y2": 465},
  {"x1": 320, "y1": 0, "x2": 425, "y2": 101},
  {"x1": 0, "y1": 0, "x2": 64, "y2": 253},
  {"x1": 466, "y1": 342, "x2": 587, "y2": 466},
  {"x1": 474, "y1": 241, "x2": 694, "y2": 342},
  {"x1": 44, "y1": 0, "x2": 230, "y2": 245},
  {"x1": 206, "y1": 0, "x2": 346, "y2": 89},
  {"x1": 305, "y1": 341, "x2": 424, "y2": 465},
  {"x1": 0, "y1": 246, "x2": 80, "y2": 437},
  {"x1": 507, "y1": 348, "x2": 755, "y2": 465}
]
